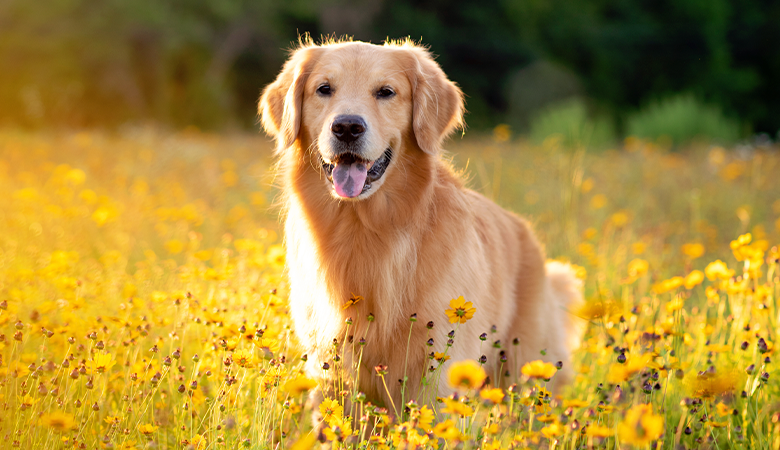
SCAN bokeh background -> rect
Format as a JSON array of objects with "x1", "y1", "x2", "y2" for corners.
[
  {"x1": 3, "y1": 2, "x2": 780, "y2": 449},
  {"x1": 2, "y1": 0, "x2": 780, "y2": 144}
]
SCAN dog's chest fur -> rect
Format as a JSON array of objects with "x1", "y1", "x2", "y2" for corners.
[
  {"x1": 285, "y1": 196, "x2": 418, "y2": 350},
  {"x1": 284, "y1": 196, "x2": 435, "y2": 400}
]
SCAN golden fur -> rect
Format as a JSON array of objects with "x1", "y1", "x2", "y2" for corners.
[{"x1": 259, "y1": 39, "x2": 582, "y2": 411}]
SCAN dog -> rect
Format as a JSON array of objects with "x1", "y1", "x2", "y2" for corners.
[{"x1": 259, "y1": 39, "x2": 582, "y2": 414}]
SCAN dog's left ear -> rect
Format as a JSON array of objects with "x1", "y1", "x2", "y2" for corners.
[
  {"x1": 259, "y1": 46, "x2": 321, "y2": 152},
  {"x1": 406, "y1": 47, "x2": 465, "y2": 154}
]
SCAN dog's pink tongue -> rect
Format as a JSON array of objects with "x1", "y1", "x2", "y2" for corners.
[{"x1": 332, "y1": 161, "x2": 368, "y2": 198}]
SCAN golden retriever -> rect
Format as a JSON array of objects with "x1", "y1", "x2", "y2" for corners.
[{"x1": 259, "y1": 39, "x2": 582, "y2": 413}]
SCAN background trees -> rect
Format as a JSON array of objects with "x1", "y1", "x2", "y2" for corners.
[{"x1": 2, "y1": 0, "x2": 778, "y2": 138}]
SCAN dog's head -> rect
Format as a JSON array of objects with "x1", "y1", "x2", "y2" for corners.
[{"x1": 259, "y1": 40, "x2": 464, "y2": 200}]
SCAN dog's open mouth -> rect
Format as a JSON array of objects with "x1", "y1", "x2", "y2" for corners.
[{"x1": 321, "y1": 149, "x2": 392, "y2": 198}]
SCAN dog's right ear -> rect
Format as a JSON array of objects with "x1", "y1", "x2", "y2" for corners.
[{"x1": 259, "y1": 46, "x2": 321, "y2": 152}]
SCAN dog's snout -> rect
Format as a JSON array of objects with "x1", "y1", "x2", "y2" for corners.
[{"x1": 331, "y1": 115, "x2": 367, "y2": 143}]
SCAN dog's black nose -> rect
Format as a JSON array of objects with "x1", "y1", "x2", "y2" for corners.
[{"x1": 331, "y1": 115, "x2": 366, "y2": 143}]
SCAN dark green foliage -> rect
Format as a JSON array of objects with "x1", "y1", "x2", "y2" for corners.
[{"x1": 1, "y1": 0, "x2": 778, "y2": 136}]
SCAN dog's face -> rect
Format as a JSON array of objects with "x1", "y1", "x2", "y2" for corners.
[
  {"x1": 302, "y1": 45, "x2": 413, "y2": 199},
  {"x1": 259, "y1": 41, "x2": 464, "y2": 200}
]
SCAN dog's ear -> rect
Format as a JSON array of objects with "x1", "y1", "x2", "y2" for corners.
[
  {"x1": 259, "y1": 46, "x2": 321, "y2": 151},
  {"x1": 407, "y1": 47, "x2": 465, "y2": 154}
]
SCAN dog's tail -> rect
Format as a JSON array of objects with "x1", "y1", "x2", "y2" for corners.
[{"x1": 544, "y1": 260, "x2": 584, "y2": 388}]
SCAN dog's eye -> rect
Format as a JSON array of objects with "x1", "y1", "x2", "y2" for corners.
[
  {"x1": 316, "y1": 84, "x2": 332, "y2": 96},
  {"x1": 376, "y1": 87, "x2": 395, "y2": 99}
]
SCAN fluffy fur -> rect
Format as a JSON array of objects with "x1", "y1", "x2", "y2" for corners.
[{"x1": 259, "y1": 39, "x2": 582, "y2": 411}]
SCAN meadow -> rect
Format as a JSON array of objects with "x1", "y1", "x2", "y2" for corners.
[{"x1": 0, "y1": 127, "x2": 778, "y2": 449}]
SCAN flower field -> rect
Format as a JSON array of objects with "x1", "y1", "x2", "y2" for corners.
[{"x1": 1, "y1": 127, "x2": 779, "y2": 449}]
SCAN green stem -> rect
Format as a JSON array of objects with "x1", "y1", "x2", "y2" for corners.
[{"x1": 401, "y1": 320, "x2": 414, "y2": 417}]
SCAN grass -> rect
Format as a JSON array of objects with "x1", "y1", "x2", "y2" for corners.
[{"x1": 0, "y1": 127, "x2": 779, "y2": 449}]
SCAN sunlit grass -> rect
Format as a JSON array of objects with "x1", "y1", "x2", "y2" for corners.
[{"x1": 1, "y1": 127, "x2": 778, "y2": 449}]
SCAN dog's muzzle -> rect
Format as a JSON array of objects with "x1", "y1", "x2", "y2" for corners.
[{"x1": 321, "y1": 149, "x2": 393, "y2": 198}]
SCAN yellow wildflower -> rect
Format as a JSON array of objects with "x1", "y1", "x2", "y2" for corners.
[
  {"x1": 256, "y1": 337, "x2": 281, "y2": 358},
  {"x1": 64, "y1": 168, "x2": 86, "y2": 185},
  {"x1": 625, "y1": 258, "x2": 649, "y2": 281},
  {"x1": 484, "y1": 423, "x2": 500, "y2": 435},
  {"x1": 684, "y1": 368, "x2": 742, "y2": 399},
  {"x1": 319, "y1": 398, "x2": 343, "y2": 425},
  {"x1": 715, "y1": 402, "x2": 731, "y2": 417},
  {"x1": 323, "y1": 416, "x2": 353, "y2": 442},
  {"x1": 652, "y1": 276, "x2": 683, "y2": 294},
  {"x1": 590, "y1": 194, "x2": 607, "y2": 209},
  {"x1": 479, "y1": 387, "x2": 505, "y2": 404},
  {"x1": 684, "y1": 270, "x2": 704, "y2": 289},
  {"x1": 707, "y1": 344, "x2": 731, "y2": 353},
  {"x1": 40, "y1": 411, "x2": 76, "y2": 432},
  {"x1": 194, "y1": 249, "x2": 212, "y2": 261},
  {"x1": 138, "y1": 423, "x2": 158, "y2": 435},
  {"x1": 232, "y1": 349, "x2": 255, "y2": 368},
  {"x1": 399, "y1": 428, "x2": 429, "y2": 447},
  {"x1": 586, "y1": 424, "x2": 614, "y2": 438},
  {"x1": 448, "y1": 360, "x2": 487, "y2": 389},
  {"x1": 441, "y1": 398, "x2": 475, "y2": 417},
  {"x1": 433, "y1": 352, "x2": 451, "y2": 363},
  {"x1": 705, "y1": 260, "x2": 734, "y2": 280},
  {"x1": 537, "y1": 386, "x2": 552, "y2": 401},
  {"x1": 730, "y1": 233, "x2": 752, "y2": 250},
  {"x1": 571, "y1": 263, "x2": 587, "y2": 280},
  {"x1": 267, "y1": 244, "x2": 286, "y2": 269},
  {"x1": 283, "y1": 376, "x2": 317, "y2": 395},
  {"x1": 611, "y1": 210, "x2": 631, "y2": 227},
  {"x1": 541, "y1": 422, "x2": 562, "y2": 438},
  {"x1": 705, "y1": 286, "x2": 720, "y2": 304},
  {"x1": 416, "y1": 405, "x2": 434, "y2": 430},
  {"x1": 342, "y1": 293, "x2": 363, "y2": 310},
  {"x1": 521, "y1": 360, "x2": 557, "y2": 380},
  {"x1": 91, "y1": 205, "x2": 119, "y2": 226},
  {"x1": 433, "y1": 420, "x2": 462, "y2": 441},
  {"x1": 289, "y1": 433, "x2": 317, "y2": 450},
  {"x1": 578, "y1": 298, "x2": 622, "y2": 321},
  {"x1": 681, "y1": 243, "x2": 705, "y2": 260},
  {"x1": 191, "y1": 434, "x2": 207, "y2": 450},
  {"x1": 563, "y1": 399, "x2": 589, "y2": 408},
  {"x1": 598, "y1": 404, "x2": 616, "y2": 414},
  {"x1": 581, "y1": 178, "x2": 594, "y2": 193},
  {"x1": 164, "y1": 239, "x2": 184, "y2": 254},
  {"x1": 607, "y1": 353, "x2": 652, "y2": 383},
  {"x1": 618, "y1": 404, "x2": 664, "y2": 446},
  {"x1": 706, "y1": 421, "x2": 729, "y2": 428},
  {"x1": 665, "y1": 296, "x2": 684, "y2": 314},
  {"x1": 86, "y1": 352, "x2": 116, "y2": 374},
  {"x1": 577, "y1": 242, "x2": 595, "y2": 257},
  {"x1": 445, "y1": 296, "x2": 476, "y2": 324}
]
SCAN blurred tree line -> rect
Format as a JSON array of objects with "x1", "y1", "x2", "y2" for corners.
[{"x1": 1, "y1": 0, "x2": 778, "y2": 136}]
